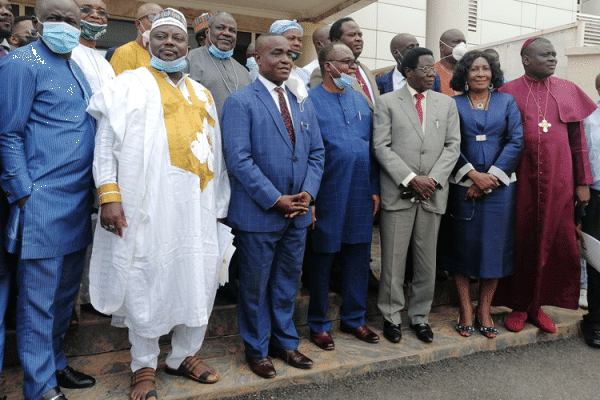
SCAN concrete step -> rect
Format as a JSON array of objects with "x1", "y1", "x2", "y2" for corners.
[
  {"x1": 2, "y1": 278, "x2": 468, "y2": 367},
  {"x1": 0, "y1": 305, "x2": 584, "y2": 400}
]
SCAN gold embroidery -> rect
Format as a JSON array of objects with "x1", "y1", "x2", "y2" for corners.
[{"x1": 150, "y1": 69, "x2": 215, "y2": 191}]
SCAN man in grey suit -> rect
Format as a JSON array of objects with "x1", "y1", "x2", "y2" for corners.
[
  {"x1": 373, "y1": 47, "x2": 460, "y2": 344},
  {"x1": 309, "y1": 17, "x2": 378, "y2": 111}
]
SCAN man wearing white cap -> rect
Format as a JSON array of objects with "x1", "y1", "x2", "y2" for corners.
[{"x1": 87, "y1": 8, "x2": 230, "y2": 400}]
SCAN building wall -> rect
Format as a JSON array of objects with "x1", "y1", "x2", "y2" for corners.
[{"x1": 345, "y1": 0, "x2": 578, "y2": 71}]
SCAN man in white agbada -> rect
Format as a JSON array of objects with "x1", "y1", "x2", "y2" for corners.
[{"x1": 87, "y1": 8, "x2": 230, "y2": 400}]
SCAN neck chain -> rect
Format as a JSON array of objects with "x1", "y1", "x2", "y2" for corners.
[
  {"x1": 525, "y1": 77, "x2": 552, "y2": 133},
  {"x1": 208, "y1": 50, "x2": 239, "y2": 94},
  {"x1": 467, "y1": 90, "x2": 490, "y2": 110}
]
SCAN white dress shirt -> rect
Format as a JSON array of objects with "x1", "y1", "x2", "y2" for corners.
[
  {"x1": 258, "y1": 74, "x2": 293, "y2": 118},
  {"x1": 392, "y1": 67, "x2": 407, "y2": 91}
]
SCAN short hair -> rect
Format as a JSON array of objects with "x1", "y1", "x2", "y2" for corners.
[
  {"x1": 13, "y1": 15, "x2": 33, "y2": 26},
  {"x1": 208, "y1": 11, "x2": 234, "y2": 28},
  {"x1": 318, "y1": 42, "x2": 345, "y2": 73},
  {"x1": 400, "y1": 47, "x2": 433, "y2": 78},
  {"x1": 255, "y1": 32, "x2": 284, "y2": 53},
  {"x1": 483, "y1": 48, "x2": 499, "y2": 57},
  {"x1": 329, "y1": 17, "x2": 354, "y2": 42},
  {"x1": 450, "y1": 50, "x2": 505, "y2": 92}
]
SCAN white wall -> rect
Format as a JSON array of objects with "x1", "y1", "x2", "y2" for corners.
[{"x1": 344, "y1": 0, "x2": 578, "y2": 72}]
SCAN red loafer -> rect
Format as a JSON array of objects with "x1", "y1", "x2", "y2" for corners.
[
  {"x1": 268, "y1": 346, "x2": 313, "y2": 369},
  {"x1": 245, "y1": 354, "x2": 276, "y2": 379},
  {"x1": 504, "y1": 311, "x2": 528, "y2": 332},
  {"x1": 528, "y1": 307, "x2": 557, "y2": 333}
]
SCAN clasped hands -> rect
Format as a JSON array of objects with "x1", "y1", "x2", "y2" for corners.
[
  {"x1": 464, "y1": 171, "x2": 499, "y2": 200},
  {"x1": 275, "y1": 191, "x2": 312, "y2": 218},
  {"x1": 409, "y1": 175, "x2": 436, "y2": 201}
]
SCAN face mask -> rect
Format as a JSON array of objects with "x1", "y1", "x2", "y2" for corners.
[
  {"x1": 208, "y1": 44, "x2": 233, "y2": 59},
  {"x1": 41, "y1": 21, "x2": 81, "y2": 54},
  {"x1": 328, "y1": 63, "x2": 357, "y2": 90},
  {"x1": 289, "y1": 49, "x2": 301, "y2": 62},
  {"x1": 80, "y1": 20, "x2": 107, "y2": 41},
  {"x1": 440, "y1": 40, "x2": 467, "y2": 62},
  {"x1": 452, "y1": 42, "x2": 467, "y2": 62},
  {"x1": 142, "y1": 30, "x2": 151, "y2": 47},
  {"x1": 149, "y1": 48, "x2": 188, "y2": 73},
  {"x1": 246, "y1": 57, "x2": 259, "y2": 81}
]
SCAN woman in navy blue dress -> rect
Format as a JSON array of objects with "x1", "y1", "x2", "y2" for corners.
[{"x1": 439, "y1": 51, "x2": 523, "y2": 338}]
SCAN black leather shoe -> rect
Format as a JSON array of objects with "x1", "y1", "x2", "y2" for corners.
[
  {"x1": 383, "y1": 320, "x2": 402, "y2": 343},
  {"x1": 410, "y1": 323, "x2": 434, "y2": 343},
  {"x1": 582, "y1": 320, "x2": 600, "y2": 348},
  {"x1": 56, "y1": 366, "x2": 96, "y2": 389},
  {"x1": 41, "y1": 386, "x2": 68, "y2": 400},
  {"x1": 268, "y1": 345, "x2": 313, "y2": 369}
]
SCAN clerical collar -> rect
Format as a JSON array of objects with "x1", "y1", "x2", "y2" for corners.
[{"x1": 524, "y1": 74, "x2": 550, "y2": 84}]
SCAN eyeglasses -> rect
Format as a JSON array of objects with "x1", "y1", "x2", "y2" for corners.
[
  {"x1": 326, "y1": 59, "x2": 360, "y2": 67},
  {"x1": 414, "y1": 65, "x2": 436, "y2": 74},
  {"x1": 80, "y1": 7, "x2": 109, "y2": 18},
  {"x1": 139, "y1": 13, "x2": 157, "y2": 22}
]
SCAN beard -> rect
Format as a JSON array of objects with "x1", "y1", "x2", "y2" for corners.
[{"x1": 0, "y1": 27, "x2": 11, "y2": 40}]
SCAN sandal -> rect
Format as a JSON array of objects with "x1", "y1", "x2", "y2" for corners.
[
  {"x1": 165, "y1": 355, "x2": 219, "y2": 384},
  {"x1": 455, "y1": 311, "x2": 474, "y2": 337},
  {"x1": 475, "y1": 307, "x2": 498, "y2": 339},
  {"x1": 130, "y1": 367, "x2": 157, "y2": 400}
]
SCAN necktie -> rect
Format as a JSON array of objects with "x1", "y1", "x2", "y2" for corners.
[
  {"x1": 275, "y1": 87, "x2": 295, "y2": 147},
  {"x1": 355, "y1": 68, "x2": 373, "y2": 103},
  {"x1": 415, "y1": 93, "x2": 424, "y2": 125}
]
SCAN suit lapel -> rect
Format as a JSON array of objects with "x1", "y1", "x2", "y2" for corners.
[
  {"x1": 254, "y1": 80, "x2": 294, "y2": 152},
  {"x1": 425, "y1": 93, "x2": 438, "y2": 137},
  {"x1": 397, "y1": 86, "x2": 424, "y2": 140}
]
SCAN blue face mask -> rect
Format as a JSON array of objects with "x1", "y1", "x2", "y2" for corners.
[
  {"x1": 41, "y1": 21, "x2": 81, "y2": 54},
  {"x1": 328, "y1": 63, "x2": 357, "y2": 90},
  {"x1": 208, "y1": 44, "x2": 234, "y2": 59},
  {"x1": 149, "y1": 47, "x2": 188, "y2": 73},
  {"x1": 80, "y1": 20, "x2": 107, "y2": 41}
]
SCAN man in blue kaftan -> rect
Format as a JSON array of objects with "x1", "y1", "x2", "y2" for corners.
[
  {"x1": 0, "y1": 1, "x2": 96, "y2": 398},
  {"x1": 306, "y1": 43, "x2": 381, "y2": 350}
]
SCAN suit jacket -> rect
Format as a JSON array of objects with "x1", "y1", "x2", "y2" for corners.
[
  {"x1": 372, "y1": 84, "x2": 461, "y2": 214},
  {"x1": 222, "y1": 79, "x2": 325, "y2": 232},
  {"x1": 376, "y1": 67, "x2": 442, "y2": 95},
  {"x1": 309, "y1": 63, "x2": 379, "y2": 111}
]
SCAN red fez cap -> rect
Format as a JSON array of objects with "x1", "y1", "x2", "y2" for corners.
[
  {"x1": 521, "y1": 37, "x2": 539, "y2": 54},
  {"x1": 193, "y1": 12, "x2": 214, "y2": 33}
]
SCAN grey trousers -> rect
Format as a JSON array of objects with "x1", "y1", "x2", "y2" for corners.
[{"x1": 377, "y1": 205, "x2": 441, "y2": 325}]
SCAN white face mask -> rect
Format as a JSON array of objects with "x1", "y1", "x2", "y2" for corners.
[
  {"x1": 440, "y1": 40, "x2": 468, "y2": 62},
  {"x1": 142, "y1": 30, "x2": 151, "y2": 47}
]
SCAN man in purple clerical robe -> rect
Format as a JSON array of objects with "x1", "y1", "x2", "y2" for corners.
[{"x1": 494, "y1": 37, "x2": 598, "y2": 333}]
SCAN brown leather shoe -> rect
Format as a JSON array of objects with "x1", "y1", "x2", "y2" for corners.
[
  {"x1": 340, "y1": 324, "x2": 380, "y2": 344},
  {"x1": 268, "y1": 346, "x2": 313, "y2": 369},
  {"x1": 310, "y1": 330, "x2": 335, "y2": 351},
  {"x1": 245, "y1": 354, "x2": 276, "y2": 379}
]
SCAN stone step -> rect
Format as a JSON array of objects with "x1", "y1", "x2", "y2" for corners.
[
  {"x1": 2, "y1": 279, "x2": 468, "y2": 368},
  {"x1": 0, "y1": 305, "x2": 584, "y2": 400}
]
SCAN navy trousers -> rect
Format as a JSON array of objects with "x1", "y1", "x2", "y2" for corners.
[
  {"x1": 307, "y1": 242, "x2": 370, "y2": 332},
  {"x1": 17, "y1": 248, "x2": 87, "y2": 400},
  {"x1": 0, "y1": 269, "x2": 8, "y2": 373},
  {"x1": 235, "y1": 224, "x2": 307, "y2": 359}
]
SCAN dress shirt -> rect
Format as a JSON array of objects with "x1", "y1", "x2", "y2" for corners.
[
  {"x1": 401, "y1": 85, "x2": 430, "y2": 187},
  {"x1": 258, "y1": 74, "x2": 293, "y2": 118},
  {"x1": 392, "y1": 67, "x2": 407, "y2": 91},
  {"x1": 302, "y1": 58, "x2": 319, "y2": 77}
]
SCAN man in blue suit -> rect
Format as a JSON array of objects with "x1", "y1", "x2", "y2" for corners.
[
  {"x1": 0, "y1": 0, "x2": 96, "y2": 398},
  {"x1": 222, "y1": 33, "x2": 325, "y2": 379},
  {"x1": 376, "y1": 33, "x2": 441, "y2": 95}
]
